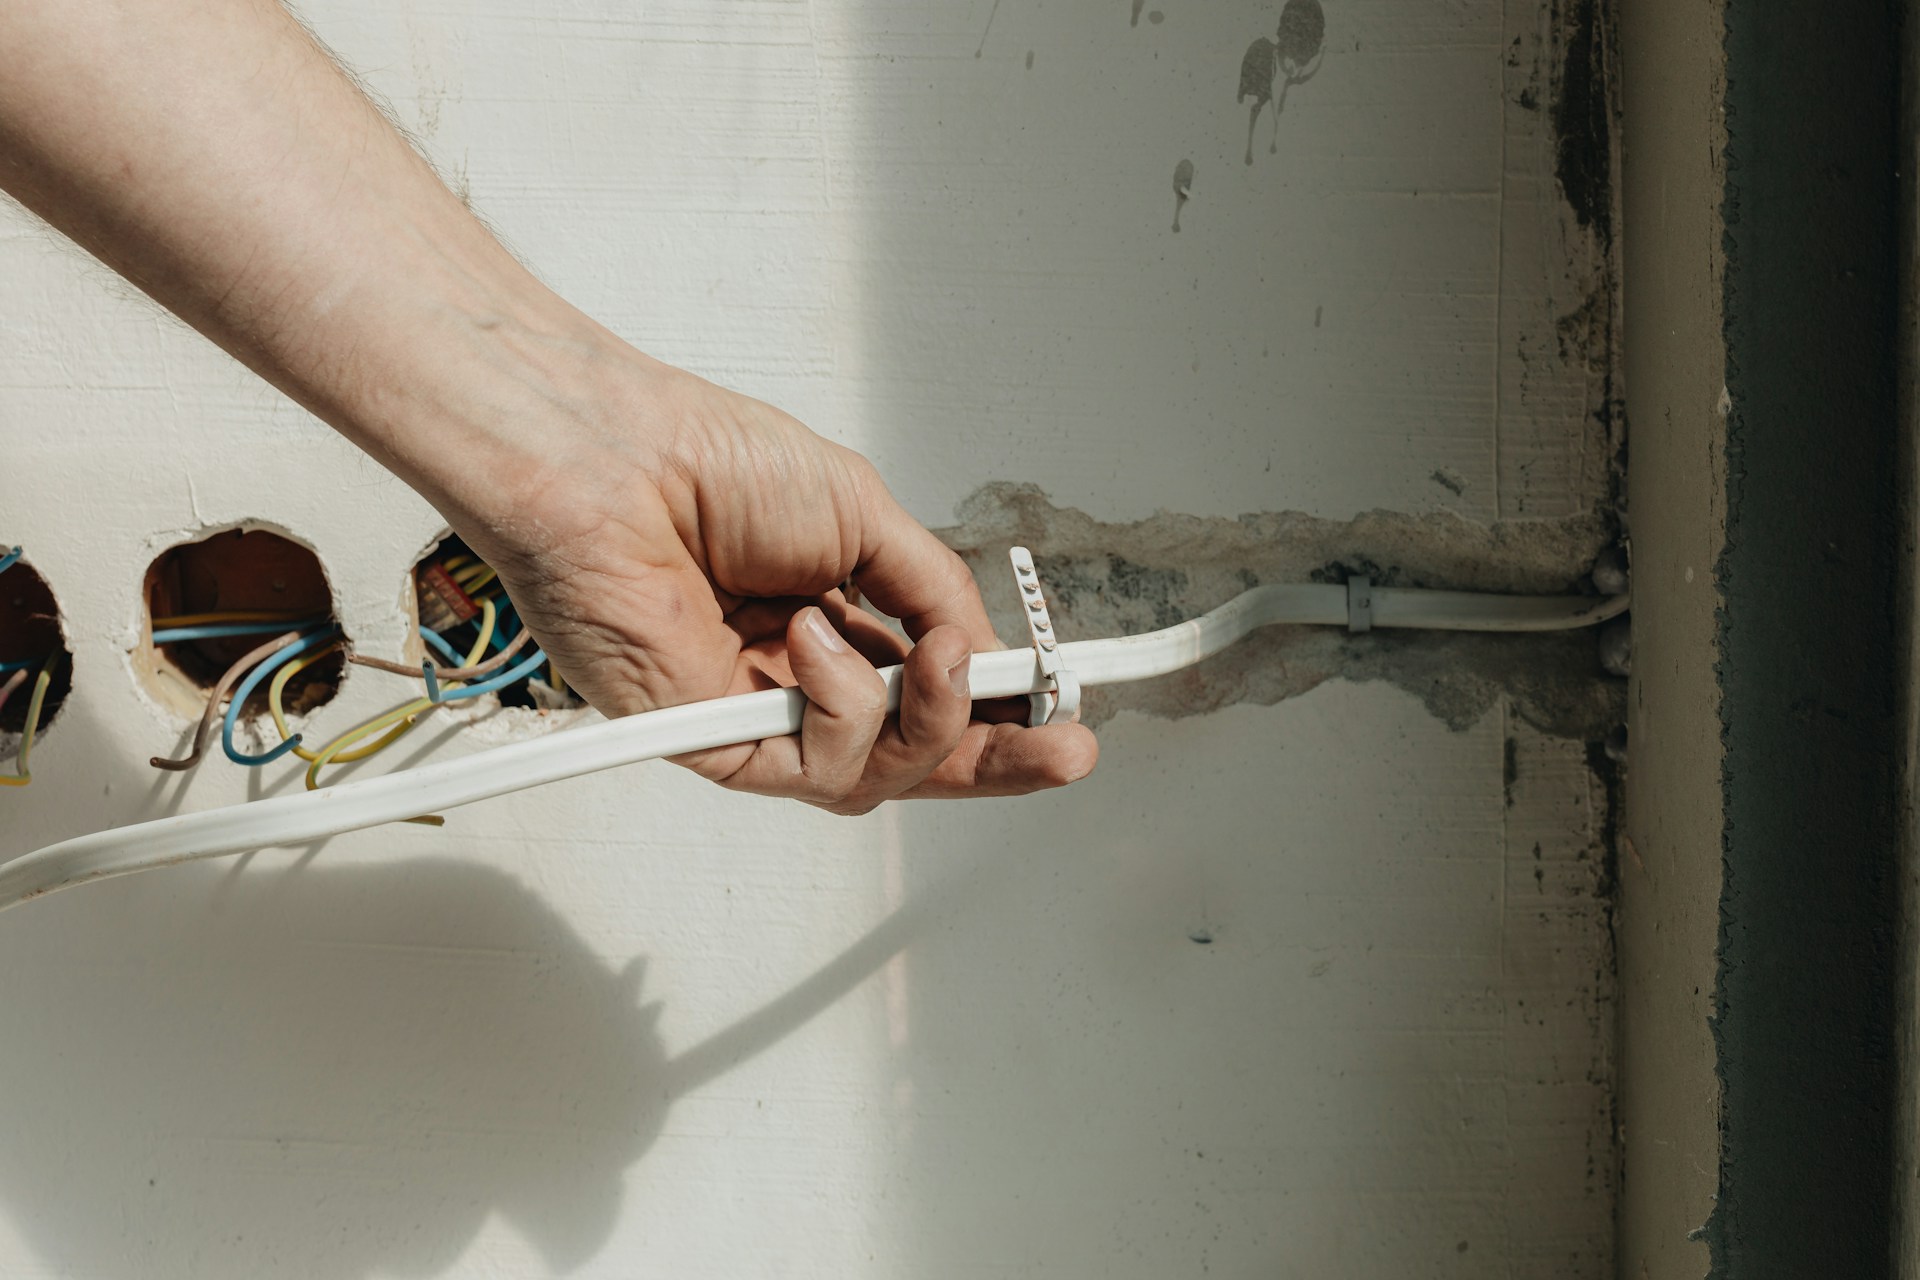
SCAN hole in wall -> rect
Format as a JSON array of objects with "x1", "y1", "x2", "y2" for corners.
[
  {"x1": 0, "y1": 556, "x2": 74, "y2": 748},
  {"x1": 412, "y1": 534, "x2": 575, "y2": 710},
  {"x1": 139, "y1": 528, "x2": 345, "y2": 722}
]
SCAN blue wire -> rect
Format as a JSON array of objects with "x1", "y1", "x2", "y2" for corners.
[
  {"x1": 419, "y1": 625, "x2": 464, "y2": 666},
  {"x1": 434, "y1": 646, "x2": 549, "y2": 704},
  {"x1": 220, "y1": 625, "x2": 340, "y2": 766},
  {"x1": 152, "y1": 619, "x2": 327, "y2": 644},
  {"x1": 0, "y1": 657, "x2": 47, "y2": 675},
  {"x1": 491, "y1": 600, "x2": 519, "y2": 651},
  {"x1": 0, "y1": 547, "x2": 20, "y2": 578}
]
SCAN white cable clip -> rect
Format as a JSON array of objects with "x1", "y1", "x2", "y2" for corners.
[
  {"x1": 1009, "y1": 546, "x2": 1081, "y2": 727},
  {"x1": 1346, "y1": 575, "x2": 1372, "y2": 633}
]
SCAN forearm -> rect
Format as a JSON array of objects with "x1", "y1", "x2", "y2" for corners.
[{"x1": 0, "y1": 0, "x2": 609, "y2": 516}]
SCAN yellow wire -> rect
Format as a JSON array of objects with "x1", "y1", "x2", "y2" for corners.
[
  {"x1": 303, "y1": 696, "x2": 433, "y2": 789},
  {"x1": 269, "y1": 641, "x2": 418, "y2": 764},
  {"x1": 0, "y1": 653, "x2": 58, "y2": 788},
  {"x1": 302, "y1": 698, "x2": 442, "y2": 824},
  {"x1": 451, "y1": 563, "x2": 495, "y2": 589},
  {"x1": 438, "y1": 555, "x2": 474, "y2": 573},
  {"x1": 268, "y1": 641, "x2": 341, "y2": 763},
  {"x1": 466, "y1": 597, "x2": 497, "y2": 657},
  {"x1": 151, "y1": 610, "x2": 318, "y2": 627},
  {"x1": 298, "y1": 599, "x2": 495, "y2": 800}
]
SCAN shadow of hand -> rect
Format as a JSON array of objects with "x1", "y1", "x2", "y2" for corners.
[{"x1": 0, "y1": 858, "x2": 669, "y2": 1278}]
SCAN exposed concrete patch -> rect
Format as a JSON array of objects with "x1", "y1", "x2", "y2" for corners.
[
  {"x1": 1488, "y1": 0, "x2": 1623, "y2": 525},
  {"x1": 1551, "y1": 0, "x2": 1614, "y2": 245},
  {"x1": 939, "y1": 482, "x2": 1624, "y2": 739}
]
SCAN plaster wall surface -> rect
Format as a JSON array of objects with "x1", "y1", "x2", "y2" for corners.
[
  {"x1": 0, "y1": 1, "x2": 1617, "y2": 1275},
  {"x1": 1613, "y1": 0, "x2": 1724, "y2": 1273}
]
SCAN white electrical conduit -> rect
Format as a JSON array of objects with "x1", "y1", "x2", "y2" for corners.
[{"x1": 0, "y1": 582, "x2": 1627, "y2": 912}]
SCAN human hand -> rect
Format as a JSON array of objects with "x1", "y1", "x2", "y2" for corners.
[
  {"x1": 0, "y1": 0, "x2": 1096, "y2": 811},
  {"x1": 448, "y1": 354, "x2": 1099, "y2": 813}
]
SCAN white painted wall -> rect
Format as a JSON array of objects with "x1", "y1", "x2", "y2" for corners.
[{"x1": 0, "y1": 1, "x2": 1613, "y2": 1275}]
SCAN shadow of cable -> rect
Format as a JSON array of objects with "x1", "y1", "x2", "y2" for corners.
[{"x1": 0, "y1": 844, "x2": 978, "y2": 1278}]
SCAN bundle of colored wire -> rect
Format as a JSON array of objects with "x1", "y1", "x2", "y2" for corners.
[
  {"x1": 405, "y1": 550, "x2": 562, "y2": 706},
  {"x1": 147, "y1": 614, "x2": 337, "y2": 772},
  {"x1": 291, "y1": 597, "x2": 521, "y2": 825},
  {"x1": 136, "y1": 551, "x2": 550, "y2": 795},
  {"x1": 150, "y1": 629, "x2": 308, "y2": 771},
  {"x1": 0, "y1": 547, "x2": 54, "y2": 788},
  {"x1": 219, "y1": 626, "x2": 339, "y2": 766},
  {"x1": 0, "y1": 652, "x2": 60, "y2": 788},
  {"x1": 297, "y1": 602, "x2": 501, "y2": 789},
  {"x1": 150, "y1": 611, "x2": 328, "y2": 644},
  {"x1": 143, "y1": 552, "x2": 548, "y2": 785}
]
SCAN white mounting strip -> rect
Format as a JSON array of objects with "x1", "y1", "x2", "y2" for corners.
[{"x1": 0, "y1": 576, "x2": 1630, "y2": 912}]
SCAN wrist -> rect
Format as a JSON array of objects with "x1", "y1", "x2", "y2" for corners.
[{"x1": 303, "y1": 241, "x2": 670, "y2": 537}]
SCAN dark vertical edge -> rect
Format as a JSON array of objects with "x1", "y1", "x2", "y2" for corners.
[
  {"x1": 1891, "y1": 0, "x2": 1920, "y2": 1266},
  {"x1": 1711, "y1": 0, "x2": 1904, "y2": 1274}
]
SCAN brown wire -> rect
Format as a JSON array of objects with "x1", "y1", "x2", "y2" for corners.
[
  {"x1": 0, "y1": 669, "x2": 27, "y2": 723},
  {"x1": 150, "y1": 629, "x2": 308, "y2": 772},
  {"x1": 347, "y1": 624, "x2": 534, "y2": 683}
]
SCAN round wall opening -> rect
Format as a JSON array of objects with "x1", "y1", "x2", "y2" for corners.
[
  {"x1": 140, "y1": 528, "x2": 345, "y2": 721},
  {"x1": 0, "y1": 554, "x2": 74, "y2": 756},
  {"x1": 412, "y1": 535, "x2": 575, "y2": 710}
]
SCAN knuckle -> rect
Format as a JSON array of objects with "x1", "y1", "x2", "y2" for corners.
[
  {"x1": 849, "y1": 688, "x2": 888, "y2": 722},
  {"x1": 827, "y1": 794, "x2": 881, "y2": 818},
  {"x1": 802, "y1": 767, "x2": 862, "y2": 808}
]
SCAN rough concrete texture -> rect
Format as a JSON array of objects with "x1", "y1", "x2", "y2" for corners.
[{"x1": 941, "y1": 482, "x2": 1625, "y2": 741}]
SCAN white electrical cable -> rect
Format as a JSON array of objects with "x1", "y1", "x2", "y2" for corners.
[{"x1": 0, "y1": 583, "x2": 1626, "y2": 912}]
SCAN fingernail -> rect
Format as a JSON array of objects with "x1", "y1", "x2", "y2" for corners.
[
  {"x1": 947, "y1": 653, "x2": 972, "y2": 698},
  {"x1": 802, "y1": 607, "x2": 850, "y2": 653}
]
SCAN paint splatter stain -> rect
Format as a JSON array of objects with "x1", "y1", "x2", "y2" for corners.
[
  {"x1": 1188, "y1": 928, "x2": 1214, "y2": 945},
  {"x1": 1313, "y1": 304, "x2": 1323, "y2": 327},
  {"x1": 1148, "y1": 9, "x2": 1165, "y2": 23},
  {"x1": 1430, "y1": 467, "x2": 1467, "y2": 496},
  {"x1": 1172, "y1": 158, "x2": 1195, "y2": 232},
  {"x1": 1132, "y1": 0, "x2": 1147, "y2": 26},
  {"x1": 1238, "y1": 0, "x2": 1327, "y2": 165},
  {"x1": 1276, "y1": 0, "x2": 1325, "y2": 65},
  {"x1": 1026, "y1": 49, "x2": 1035, "y2": 69},
  {"x1": 1237, "y1": 39, "x2": 1278, "y2": 163}
]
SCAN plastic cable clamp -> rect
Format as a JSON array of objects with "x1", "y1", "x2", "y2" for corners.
[
  {"x1": 1346, "y1": 575, "x2": 1372, "y2": 633},
  {"x1": 1009, "y1": 546, "x2": 1081, "y2": 727}
]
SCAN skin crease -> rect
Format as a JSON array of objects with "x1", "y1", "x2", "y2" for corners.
[{"x1": 0, "y1": 0, "x2": 1097, "y2": 813}]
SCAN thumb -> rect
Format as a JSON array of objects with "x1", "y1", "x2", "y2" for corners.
[{"x1": 849, "y1": 471, "x2": 1001, "y2": 652}]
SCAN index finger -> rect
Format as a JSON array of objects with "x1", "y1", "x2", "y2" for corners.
[{"x1": 850, "y1": 469, "x2": 1002, "y2": 652}]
